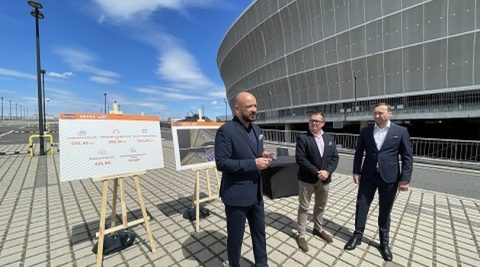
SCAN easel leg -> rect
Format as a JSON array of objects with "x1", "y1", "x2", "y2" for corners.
[
  {"x1": 214, "y1": 169, "x2": 220, "y2": 189},
  {"x1": 195, "y1": 171, "x2": 200, "y2": 232},
  {"x1": 206, "y1": 170, "x2": 212, "y2": 199},
  {"x1": 133, "y1": 175, "x2": 156, "y2": 253},
  {"x1": 96, "y1": 180, "x2": 109, "y2": 267},
  {"x1": 119, "y1": 178, "x2": 128, "y2": 228},
  {"x1": 111, "y1": 178, "x2": 118, "y2": 228}
]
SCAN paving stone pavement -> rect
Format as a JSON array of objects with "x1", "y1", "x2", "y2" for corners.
[{"x1": 0, "y1": 140, "x2": 479, "y2": 266}]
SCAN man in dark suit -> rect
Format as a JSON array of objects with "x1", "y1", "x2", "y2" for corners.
[
  {"x1": 344, "y1": 102, "x2": 413, "y2": 261},
  {"x1": 215, "y1": 91, "x2": 274, "y2": 267},
  {"x1": 296, "y1": 112, "x2": 339, "y2": 252}
]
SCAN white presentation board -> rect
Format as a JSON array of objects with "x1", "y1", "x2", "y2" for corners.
[
  {"x1": 59, "y1": 113, "x2": 164, "y2": 181},
  {"x1": 171, "y1": 122, "x2": 223, "y2": 171}
]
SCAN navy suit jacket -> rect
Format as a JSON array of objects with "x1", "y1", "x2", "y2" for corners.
[
  {"x1": 215, "y1": 116, "x2": 263, "y2": 207},
  {"x1": 296, "y1": 132, "x2": 339, "y2": 184},
  {"x1": 353, "y1": 122, "x2": 413, "y2": 184}
]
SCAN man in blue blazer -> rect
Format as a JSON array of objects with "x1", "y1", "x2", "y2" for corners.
[
  {"x1": 295, "y1": 112, "x2": 339, "y2": 252},
  {"x1": 215, "y1": 91, "x2": 274, "y2": 267},
  {"x1": 344, "y1": 102, "x2": 413, "y2": 262}
]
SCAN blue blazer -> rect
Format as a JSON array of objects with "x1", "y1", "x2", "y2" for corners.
[
  {"x1": 353, "y1": 123, "x2": 413, "y2": 184},
  {"x1": 296, "y1": 132, "x2": 339, "y2": 184},
  {"x1": 215, "y1": 116, "x2": 264, "y2": 207}
]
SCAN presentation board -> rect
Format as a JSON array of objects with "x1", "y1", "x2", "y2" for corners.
[
  {"x1": 171, "y1": 122, "x2": 223, "y2": 171},
  {"x1": 59, "y1": 113, "x2": 164, "y2": 181}
]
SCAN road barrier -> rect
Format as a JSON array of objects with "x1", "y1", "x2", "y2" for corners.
[{"x1": 261, "y1": 129, "x2": 480, "y2": 164}]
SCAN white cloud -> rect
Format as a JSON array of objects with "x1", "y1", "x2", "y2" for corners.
[
  {"x1": 139, "y1": 85, "x2": 183, "y2": 93},
  {"x1": 48, "y1": 71, "x2": 74, "y2": 78},
  {"x1": 0, "y1": 67, "x2": 36, "y2": 80},
  {"x1": 157, "y1": 48, "x2": 213, "y2": 89},
  {"x1": 126, "y1": 101, "x2": 168, "y2": 113},
  {"x1": 163, "y1": 92, "x2": 206, "y2": 100},
  {"x1": 207, "y1": 89, "x2": 227, "y2": 98},
  {"x1": 55, "y1": 47, "x2": 120, "y2": 84},
  {"x1": 41, "y1": 87, "x2": 102, "y2": 113},
  {"x1": 93, "y1": 0, "x2": 218, "y2": 21},
  {"x1": 135, "y1": 87, "x2": 206, "y2": 100},
  {"x1": 211, "y1": 100, "x2": 217, "y2": 105},
  {"x1": 86, "y1": 0, "x2": 230, "y2": 113},
  {"x1": 89, "y1": 76, "x2": 117, "y2": 84},
  {"x1": 0, "y1": 88, "x2": 15, "y2": 94}
]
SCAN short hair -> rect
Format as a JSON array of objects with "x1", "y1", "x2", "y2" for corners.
[
  {"x1": 374, "y1": 102, "x2": 392, "y2": 112},
  {"x1": 309, "y1": 111, "x2": 325, "y2": 119}
]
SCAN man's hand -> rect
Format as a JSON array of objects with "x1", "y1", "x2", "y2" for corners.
[
  {"x1": 353, "y1": 174, "x2": 361, "y2": 185},
  {"x1": 262, "y1": 150, "x2": 277, "y2": 160},
  {"x1": 317, "y1": 170, "x2": 329, "y2": 181},
  {"x1": 255, "y1": 157, "x2": 272, "y2": 170},
  {"x1": 398, "y1": 181, "x2": 409, "y2": 191}
]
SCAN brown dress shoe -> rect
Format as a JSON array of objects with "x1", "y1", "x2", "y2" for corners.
[
  {"x1": 313, "y1": 229, "x2": 333, "y2": 243},
  {"x1": 297, "y1": 237, "x2": 309, "y2": 252}
]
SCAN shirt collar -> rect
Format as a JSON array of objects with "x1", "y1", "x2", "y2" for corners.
[
  {"x1": 374, "y1": 120, "x2": 391, "y2": 130},
  {"x1": 311, "y1": 129, "x2": 324, "y2": 138}
]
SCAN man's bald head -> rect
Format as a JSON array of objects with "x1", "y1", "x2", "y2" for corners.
[
  {"x1": 235, "y1": 91, "x2": 256, "y2": 106},
  {"x1": 235, "y1": 91, "x2": 257, "y2": 126}
]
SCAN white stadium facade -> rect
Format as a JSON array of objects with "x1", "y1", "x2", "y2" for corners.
[{"x1": 217, "y1": 0, "x2": 480, "y2": 139}]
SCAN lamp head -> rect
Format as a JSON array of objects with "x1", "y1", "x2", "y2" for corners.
[
  {"x1": 27, "y1": 0, "x2": 43, "y2": 9},
  {"x1": 30, "y1": 9, "x2": 44, "y2": 19}
]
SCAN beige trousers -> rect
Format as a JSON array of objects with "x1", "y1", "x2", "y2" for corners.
[{"x1": 297, "y1": 180, "x2": 329, "y2": 238}]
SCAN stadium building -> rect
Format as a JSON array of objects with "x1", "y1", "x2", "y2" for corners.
[{"x1": 217, "y1": 0, "x2": 480, "y2": 139}]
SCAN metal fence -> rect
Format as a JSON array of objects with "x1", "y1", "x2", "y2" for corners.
[{"x1": 261, "y1": 129, "x2": 480, "y2": 163}]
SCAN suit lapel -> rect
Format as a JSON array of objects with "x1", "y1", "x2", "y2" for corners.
[
  {"x1": 380, "y1": 123, "x2": 395, "y2": 151},
  {"x1": 252, "y1": 126, "x2": 261, "y2": 155},
  {"x1": 368, "y1": 125, "x2": 378, "y2": 152},
  {"x1": 233, "y1": 120, "x2": 257, "y2": 155},
  {"x1": 322, "y1": 134, "x2": 330, "y2": 156}
]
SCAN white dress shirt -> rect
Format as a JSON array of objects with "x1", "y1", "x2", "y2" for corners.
[{"x1": 373, "y1": 120, "x2": 391, "y2": 151}]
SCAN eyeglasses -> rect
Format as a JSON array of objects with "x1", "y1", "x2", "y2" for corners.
[{"x1": 309, "y1": 119, "x2": 324, "y2": 125}]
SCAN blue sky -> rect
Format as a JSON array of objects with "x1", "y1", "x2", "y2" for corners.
[{"x1": 0, "y1": 0, "x2": 251, "y2": 120}]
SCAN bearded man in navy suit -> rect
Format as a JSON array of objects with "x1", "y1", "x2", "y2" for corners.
[
  {"x1": 344, "y1": 102, "x2": 413, "y2": 262},
  {"x1": 215, "y1": 91, "x2": 275, "y2": 267}
]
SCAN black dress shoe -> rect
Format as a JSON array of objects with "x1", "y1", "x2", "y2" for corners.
[
  {"x1": 344, "y1": 236, "x2": 361, "y2": 250},
  {"x1": 379, "y1": 244, "x2": 393, "y2": 261}
]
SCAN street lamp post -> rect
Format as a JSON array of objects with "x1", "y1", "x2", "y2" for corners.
[
  {"x1": 224, "y1": 98, "x2": 227, "y2": 122},
  {"x1": 104, "y1": 92, "x2": 107, "y2": 114},
  {"x1": 41, "y1": 69, "x2": 46, "y2": 131},
  {"x1": 353, "y1": 71, "x2": 360, "y2": 114},
  {"x1": 15, "y1": 103, "x2": 18, "y2": 120},
  {"x1": 9, "y1": 100, "x2": 11, "y2": 120},
  {"x1": 28, "y1": 0, "x2": 45, "y2": 155},
  {"x1": 1, "y1": 97, "x2": 3, "y2": 120}
]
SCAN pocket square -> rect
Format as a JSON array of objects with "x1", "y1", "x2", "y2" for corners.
[
  {"x1": 258, "y1": 134, "x2": 264, "y2": 141},
  {"x1": 392, "y1": 135, "x2": 399, "y2": 139},
  {"x1": 328, "y1": 141, "x2": 333, "y2": 146}
]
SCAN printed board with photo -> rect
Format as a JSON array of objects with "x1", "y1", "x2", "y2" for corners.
[{"x1": 171, "y1": 122, "x2": 223, "y2": 170}]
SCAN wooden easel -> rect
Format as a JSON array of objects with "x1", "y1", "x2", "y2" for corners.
[
  {"x1": 192, "y1": 166, "x2": 220, "y2": 232},
  {"x1": 93, "y1": 171, "x2": 156, "y2": 266}
]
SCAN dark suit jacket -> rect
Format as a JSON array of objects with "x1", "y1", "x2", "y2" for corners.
[
  {"x1": 353, "y1": 122, "x2": 413, "y2": 184},
  {"x1": 296, "y1": 131, "x2": 339, "y2": 184},
  {"x1": 215, "y1": 116, "x2": 263, "y2": 207}
]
